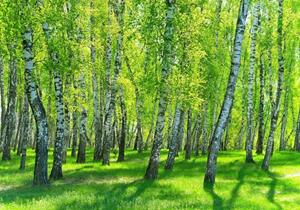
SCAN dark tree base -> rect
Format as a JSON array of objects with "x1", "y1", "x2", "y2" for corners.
[
  {"x1": 76, "y1": 149, "x2": 86, "y2": 163},
  {"x1": 144, "y1": 163, "x2": 158, "y2": 180},
  {"x1": 164, "y1": 165, "x2": 173, "y2": 170},
  {"x1": 76, "y1": 157, "x2": 85, "y2": 164},
  {"x1": 256, "y1": 150, "x2": 263, "y2": 155},
  {"x1": 33, "y1": 176, "x2": 49, "y2": 186},
  {"x1": 117, "y1": 157, "x2": 124, "y2": 162},
  {"x1": 102, "y1": 159, "x2": 110, "y2": 166},
  {"x1": 20, "y1": 155, "x2": 26, "y2": 170},
  {"x1": 50, "y1": 168, "x2": 63, "y2": 180},
  {"x1": 2, "y1": 149, "x2": 11, "y2": 161},
  {"x1": 245, "y1": 157, "x2": 255, "y2": 164},
  {"x1": 164, "y1": 158, "x2": 174, "y2": 170},
  {"x1": 261, "y1": 162, "x2": 269, "y2": 171},
  {"x1": 71, "y1": 150, "x2": 76, "y2": 158},
  {"x1": 203, "y1": 173, "x2": 215, "y2": 189},
  {"x1": 93, "y1": 150, "x2": 102, "y2": 162},
  {"x1": 2, "y1": 156, "x2": 11, "y2": 161}
]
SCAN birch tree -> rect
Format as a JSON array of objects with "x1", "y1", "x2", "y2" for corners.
[
  {"x1": 204, "y1": 0, "x2": 249, "y2": 186},
  {"x1": 246, "y1": 3, "x2": 260, "y2": 163},
  {"x1": 102, "y1": 0, "x2": 125, "y2": 165},
  {"x1": 262, "y1": 0, "x2": 285, "y2": 171},
  {"x1": 145, "y1": 0, "x2": 175, "y2": 179}
]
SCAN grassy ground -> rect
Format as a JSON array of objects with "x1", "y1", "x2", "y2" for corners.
[{"x1": 0, "y1": 149, "x2": 299, "y2": 210}]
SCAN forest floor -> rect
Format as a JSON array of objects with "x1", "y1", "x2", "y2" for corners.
[{"x1": 0, "y1": 149, "x2": 299, "y2": 210}]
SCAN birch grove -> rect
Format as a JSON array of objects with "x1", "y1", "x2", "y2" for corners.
[{"x1": 0, "y1": 0, "x2": 298, "y2": 195}]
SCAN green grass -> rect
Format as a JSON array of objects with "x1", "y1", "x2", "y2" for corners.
[{"x1": 0, "y1": 149, "x2": 300, "y2": 210}]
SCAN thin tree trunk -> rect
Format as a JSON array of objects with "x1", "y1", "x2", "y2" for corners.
[
  {"x1": 102, "y1": 0, "x2": 125, "y2": 165},
  {"x1": 90, "y1": 0, "x2": 103, "y2": 162},
  {"x1": 16, "y1": 99, "x2": 24, "y2": 155},
  {"x1": 256, "y1": 54, "x2": 265, "y2": 154},
  {"x1": 166, "y1": 105, "x2": 173, "y2": 149},
  {"x1": 262, "y1": 0, "x2": 284, "y2": 171},
  {"x1": 2, "y1": 44, "x2": 17, "y2": 161},
  {"x1": 77, "y1": 73, "x2": 88, "y2": 163},
  {"x1": 185, "y1": 109, "x2": 192, "y2": 160},
  {"x1": 125, "y1": 56, "x2": 143, "y2": 153},
  {"x1": 294, "y1": 108, "x2": 300, "y2": 151},
  {"x1": 71, "y1": 79, "x2": 78, "y2": 158},
  {"x1": 202, "y1": 108, "x2": 209, "y2": 155},
  {"x1": 20, "y1": 96, "x2": 30, "y2": 170},
  {"x1": 223, "y1": 113, "x2": 231, "y2": 151},
  {"x1": 46, "y1": 68, "x2": 54, "y2": 148},
  {"x1": 279, "y1": 86, "x2": 289, "y2": 151},
  {"x1": 0, "y1": 54, "x2": 5, "y2": 147},
  {"x1": 118, "y1": 88, "x2": 127, "y2": 162},
  {"x1": 103, "y1": 0, "x2": 113, "y2": 158},
  {"x1": 145, "y1": 97, "x2": 157, "y2": 150},
  {"x1": 246, "y1": 3, "x2": 260, "y2": 163},
  {"x1": 194, "y1": 114, "x2": 202, "y2": 157},
  {"x1": 50, "y1": 71, "x2": 65, "y2": 180},
  {"x1": 176, "y1": 109, "x2": 185, "y2": 154},
  {"x1": 165, "y1": 105, "x2": 181, "y2": 170},
  {"x1": 144, "y1": 0, "x2": 175, "y2": 180},
  {"x1": 63, "y1": 80, "x2": 71, "y2": 163},
  {"x1": 104, "y1": 0, "x2": 113, "y2": 121},
  {"x1": 268, "y1": 47, "x2": 275, "y2": 110},
  {"x1": 236, "y1": 64, "x2": 247, "y2": 150},
  {"x1": 42, "y1": 21, "x2": 65, "y2": 180},
  {"x1": 204, "y1": 0, "x2": 249, "y2": 186},
  {"x1": 23, "y1": 28, "x2": 49, "y2": 185}
]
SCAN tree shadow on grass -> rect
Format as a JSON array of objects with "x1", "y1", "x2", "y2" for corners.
[
  {"x1": 226, "y1": 163, "x2": 248, "y2": 209},
  {"x1": 53, "y1": 178, "x2": 196, "y2": 210},
  {"x1": 203, "y1": 185, "x2": 223, "y2": 210},
  {"x1": 1, "y1": 150, "x2": 299, "y2": 209},
  {"x1": 267, "y1": 171, "x2": 283, "y2": 210}
]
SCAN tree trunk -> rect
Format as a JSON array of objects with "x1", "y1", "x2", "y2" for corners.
[
  {"x1": 236, "y1": 65, "x2": 247, "y2": 150},
  {"x1": 177, "y1": 110, "x2": 185, "y2": 153},
  {"x1": 71, "y1": 79, "x2": 78, "y2": 158},
  {"x1": 63, "y1": 81, "x2": 71, "y2": 163},
  {"x1": 194, "y1": 114, "x2": 202, "y2": 157},
  {"x1": 144, "y1": 0, "x2": 175, "y2": 179},
  {"x1": 23, "y1": 28, "x2": 49, "y2": 185},
  {"x1": 136, "y1": 95, "x2": 143, "y2": 153},
  {"x1": 204, "y1": 0, "x2": 249, "y2": 186},
  {"x1": 262, "y1": 0, "x2": 284, "y2": 171},
  {"x1": 42, "y1": 21, "x2": 65, "y2": 180},
  {"x1": 20, "y1": 96, "x2": 30, "y2": 170},
  {"x1": 125, "y1": 56, "x2": 143, "y2": 153},
  {"x1": 0, "y1": 54, "x2": 5, "y2": 146},
  {"x1": 165, "y1": 105, "x2": 181, "y2": 170},
  {"x1": 145, "y1": 97, "x2": 157, "y2": 150},
  {"x1": 294, "y1": 108, "x2": 300, "y2": 151},
  {"x1": 103, "y1": 0, "x2": 112, "y2": 157},
  {"x1": 256, "y1": 54, "x2": 265, "y2": 154},
  {"x1": 201, "y1": 109, "x2": 208, "y2": 155},
  {"x1": 90, "y1": 0, "x2": 103, "y2": 162},
  {"x1": 50, "y1": 71, "x2": 65, "y2": 180},
  {"x1": 102, "y1": 0, "x2": 125, "y2": 165},
  {"x1": 185, "y1": 109, "x2": 192, "y2": 160},
  {"x1": 222, "y1": 113, "x2": 231, "y2": 151},
  {"x1": 245, "y1": 2, "x2": 260, "y2": 163},
  {"x1": 77, "y1": 74, "x2": 88, "y2": 163},
  {"x1": 118, "y1": 88, "x2": 127, "y2": 162},
  {"x1": 46, "y1": 68, "x2": 54, "y2": 148},
  {"x1": 166, "y1": 105, "x2": 173, "y2": 149},
  {"x1": 16, "y1": 99, "x2": 24, "y2": 155},
  {"x1": 2, "y1": 44, "x2": 17, "y2": 161},
  {"x1": 279, "y1": 85, "x2": 289, "y2": 151}
]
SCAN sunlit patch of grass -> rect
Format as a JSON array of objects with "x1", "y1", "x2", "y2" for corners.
[{"x1": 0, "y1": 149, "x2": 299, "y2": 209}]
